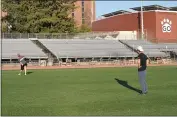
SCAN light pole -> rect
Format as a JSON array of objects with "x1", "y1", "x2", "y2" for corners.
[{"x1": 141, "y1": 0, "x2": 144, "y2": 40}]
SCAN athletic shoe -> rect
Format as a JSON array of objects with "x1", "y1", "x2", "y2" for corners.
[{"x1": 140, "y1": 92, "x2": 148, "y2": 95}]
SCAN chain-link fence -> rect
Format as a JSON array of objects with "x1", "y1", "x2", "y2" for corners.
[{"x1": 1, "y1": 31, "x2": 140, "y2": 40}]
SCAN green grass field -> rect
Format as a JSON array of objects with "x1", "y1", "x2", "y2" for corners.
[{"x1": 2, "y1": 66, "x2": 177, "y2": 116}]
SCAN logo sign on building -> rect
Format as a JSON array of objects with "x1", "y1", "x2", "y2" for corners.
[{"x1": 161, "y1": 19, "x2": 172, "y2": 33}]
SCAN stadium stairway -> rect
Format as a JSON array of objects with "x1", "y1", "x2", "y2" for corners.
[
  {"x1": 119, "y1": 40, "x2": 138, "y2": 54},
  {"x1": 30, "y1": 39, "x2": 58, "y2": 65},
  {"x1": 119, "y1": 40, "x2": 169, "y2": 58}
]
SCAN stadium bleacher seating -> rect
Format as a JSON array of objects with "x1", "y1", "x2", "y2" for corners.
[
  {"x1": 39, "y1": 39, "x2": 137, "y2": 58},
  {"x1": 121, "y1": 40, "x2": 168, "y2": 57},
  {"x1": 2, "y1": 39, "x2": 47, "y2": 59},
  {"x1": 2, "y1": 39, "x2": 176, "y2": 61},
  {"x1": 156, "y1": 43, "x2": 177, "y2": 52}
]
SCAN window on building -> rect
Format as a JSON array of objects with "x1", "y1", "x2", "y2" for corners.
[
  {"x1": 72, "y1": 12, "x2": 74, "y2": 18},
  {"x1": 82, "y1": 18, "x2": 85, "y2": 24},
  {"x1": 82, "y1": 7, "x2": 84, "y2": 12},
  {"x1": 82, "y1": 12, "x2": 85, "y2": 23},
  {"x1": 81, "y1": 0, "x2": 84, "y2": 6},
  {"x1": 81, "y1": 0, "x2": 85, "y2": 22},
  {"x1": 81, "y1": 0, "x2": 85, "y2": 24},
  {"x1": 82, "y1": 12, "x2": 84, "y2": 18}
]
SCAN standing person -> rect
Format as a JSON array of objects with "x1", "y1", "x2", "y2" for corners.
[
  {"x1": 17, "y1": 54, "x2": 27, "y2": 75},
  {"x1": 136, "y1": 46, "x2": 149, "y2": 94}
]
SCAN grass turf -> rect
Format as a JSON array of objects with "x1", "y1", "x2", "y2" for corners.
[{"x1": 2, "y1": 66, "x2": 177, "y2": 116}]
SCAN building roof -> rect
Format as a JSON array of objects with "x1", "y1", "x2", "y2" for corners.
[
  {"x1": 102, "y1": 10, "x2": 131, "y2": 17},
  {"x1": 169, "y1": 6, "x2": 177, "y2": 11},
  {"x1": 130, "y1": 4, "x2": 170, "y2": 11}
]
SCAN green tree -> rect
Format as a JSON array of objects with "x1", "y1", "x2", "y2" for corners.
[
  {"x1": 2, "y1": 0, "x2": 77, "y2": 33},
  {"x1": 1, "y1": 21, "x2": 8, "y2": 32},
  {"x1": 76, "y1": 25, "x2": 92, "y2": 33}
]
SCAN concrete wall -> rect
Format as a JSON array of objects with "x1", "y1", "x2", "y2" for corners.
[{"x1": 115, "y1": 31, "x2": 137, "y2": 40}]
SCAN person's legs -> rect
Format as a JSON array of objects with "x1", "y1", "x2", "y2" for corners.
[
  {"x1": 143, "y1": 71, "x2": 148, "y2": 93},
  {"x1": 18, "y1": 65, "x2": 24, "y2": 75},
  {"x1": 24, "y1": 65, "x2": 27, "y2": 75},
  {"x1": 18, "y1": 70, "x2": 22, "y2": 75},
  {"x1": 138, "y1": 70, "x2": 148, "y2": 94}
]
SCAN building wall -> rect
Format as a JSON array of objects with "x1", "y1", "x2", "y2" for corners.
[
  {"x1": 74, "y1": 0, "x2": 96, "y2": 27},
  {"x1": 92, "y1": 11, "x2": 157, "y2": 39},
  {"x1": 0, "y1": 11, "x2": 7, "y2": 19},
  {"x1": 142, "y1": 11, "x2": 156, "y2": 41},
  {"x1": 92, "y1": 10, "x2": 177, "y2": 43},
  {"x1": 74, "y1": 1, "x2": 82, "y2": 27},
  {"x1": 92, "y1": 13, "x2": 139, "y2": 32},
  {"x1": 155, "y1": 11, "x2": 177, "y2": 43},
  {"x1": 92, "y1": 1, "x2": 96, "y2": 23}
]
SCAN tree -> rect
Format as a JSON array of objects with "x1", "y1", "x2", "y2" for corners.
[
  {"x1": 2, "y1": 0, "x2": 77, "y2": 33},
  {"x1": 77, "y1": 25, "x2": 92, "y2": 33},
  {"x1": 1, "y1": 21, "x2": 8, "y2": 33}
]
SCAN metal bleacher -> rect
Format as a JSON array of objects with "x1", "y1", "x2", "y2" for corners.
[
  {"x1": 2, "y1": 38, "x2": 176, "y2": 62},
  {"x1": 1, "y1": 39, "x2": 47, "y2": 59},
  {"x1": 121, "y1": 40, "x2": 168, "y2": 57},
  {"x1": 39, "y1": 39, "x2": 137, "y2": 58},
  {"x1": 156, "y1": 43, "x2": 177, "y2": 51}
]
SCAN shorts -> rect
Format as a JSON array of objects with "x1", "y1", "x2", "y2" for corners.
[{"x1": 21, "y1": 63, "x2": 27, "y2": 70}]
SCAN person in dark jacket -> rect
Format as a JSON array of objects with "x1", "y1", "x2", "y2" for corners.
[
  {"x1": 17, "y1": 54, "x2": 27, "y2": 75},
  {"x1": 136, "y1": 46, "x2": 150, "y2": 94}
]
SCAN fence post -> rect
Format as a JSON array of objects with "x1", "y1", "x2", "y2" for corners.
[{"x1": 65, "y1": 33, "x2": 67, "y2": 39}]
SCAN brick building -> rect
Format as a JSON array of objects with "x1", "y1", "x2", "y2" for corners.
[
  {"x1": 92, "y1": 5, "x2": 177, "y2": 43},
  {"x1": 0, "y1": 11, "x2": 7, "y2": 19},
  {"x1": 73, "y1": 0, "x2": 96, "y2": 27}
]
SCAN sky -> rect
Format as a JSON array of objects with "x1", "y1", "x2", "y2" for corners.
[{"x1": 96, "y1": 1, "x2": 177, "y2": 18}]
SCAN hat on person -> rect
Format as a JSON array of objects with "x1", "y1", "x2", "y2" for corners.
[{"x1": 137, "y1": 46, "x2": 144, "y2": 52}]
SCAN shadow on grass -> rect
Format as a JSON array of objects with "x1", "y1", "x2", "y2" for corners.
[
  {"x1": 27, "y1": 71, "x2": 33, "y2": 75},
  {"x1": 115, "y1": 78, "x2": 142, "y2": 94}
]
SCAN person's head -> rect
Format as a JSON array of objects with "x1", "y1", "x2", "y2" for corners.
[{"x1": 136, "y1": 46, "x2": 144, "y2": 54}]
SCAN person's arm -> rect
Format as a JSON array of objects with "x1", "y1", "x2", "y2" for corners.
[
  {"x1": 19, "y1": 57, "x2": 25, "y2": 65},
  {"x1": 137, "y1": 54, "x2": 141, "y2": 68},
  {"x1": 146, "y1": 59, "x2": 149, "y2": 66},
  {"x1": 138, "y1": 58, "x2": 141, "y2": 68},
  {"x1": 20, "y1": 61, "x2": 23, "y2": 65},
  {"x1": 146, "y1": 56, "x2": 151, "y2": 66}
]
